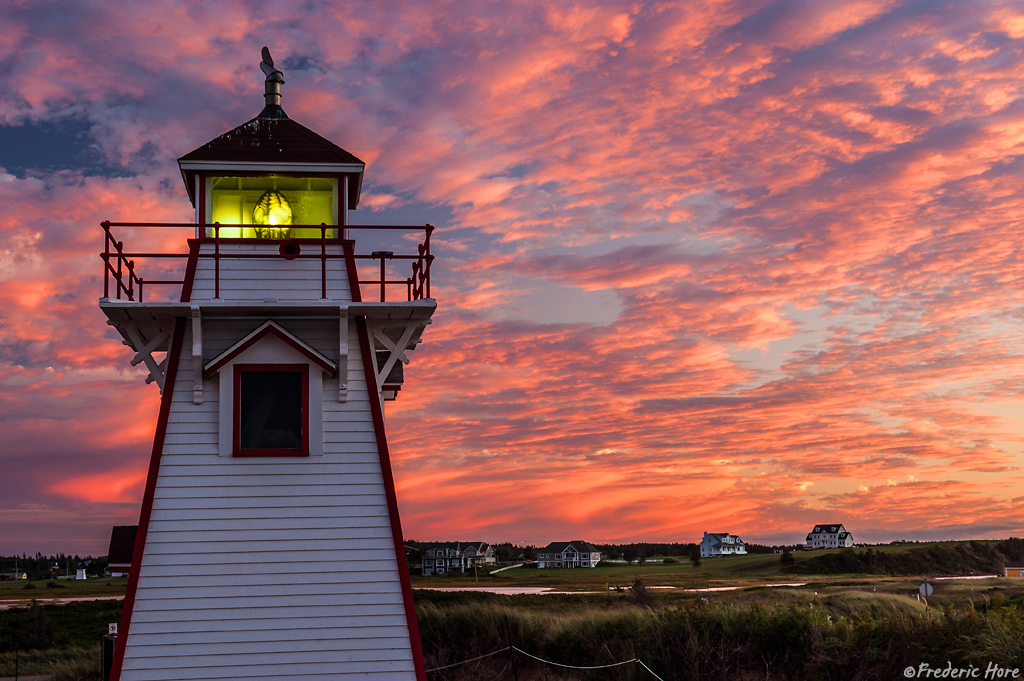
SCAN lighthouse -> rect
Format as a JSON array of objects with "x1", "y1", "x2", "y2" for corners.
[{"x1": 99, "y1": 49, "x2": 433, "y2": 680}]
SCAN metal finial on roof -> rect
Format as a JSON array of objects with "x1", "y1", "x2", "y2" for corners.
[{"x1": 258, "y1": 46, "x2": 288, "y2": 120}]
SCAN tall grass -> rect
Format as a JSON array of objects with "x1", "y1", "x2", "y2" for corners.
[
  {"x1": 0, "y1": 645, "x2": 100, "y2": 680},
  {"x1": 418, "y1": 599, "x2": 1024, "y2": 680}
]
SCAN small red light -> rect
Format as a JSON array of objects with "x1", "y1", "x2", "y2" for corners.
[{"x1": 279, "y1": 240, "x2": 301, "y2": 260}]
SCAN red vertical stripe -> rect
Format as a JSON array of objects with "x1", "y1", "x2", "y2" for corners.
[
  {"x1": 345, "y1": 240, "x2": 427, "y2": 680},
  {"x1": 108, "y1": 317, "x2": 186, "y2": 681},
  {"x1": 109, "y1": 244, "x2": 199, "y2": 681}
]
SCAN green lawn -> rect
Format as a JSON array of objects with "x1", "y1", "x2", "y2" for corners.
[
  {"x1": 0, "y1": 577, "x2": 127, "y2": 605},
  {"x1": 414, "y1": 552, "x2": 821, "y2": 589},
  {"x1": 412, "y1": 541, "x2": 1018, "y2": 590}
]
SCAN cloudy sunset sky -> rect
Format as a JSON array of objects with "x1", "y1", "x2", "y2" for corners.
[{"x1": 2, "y1": 0, "x2": 1024, "y2": 555}]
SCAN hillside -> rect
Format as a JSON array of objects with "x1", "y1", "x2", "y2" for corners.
[{"x1": 789, "y1": 538, "x2": 1024, "y2": 576}]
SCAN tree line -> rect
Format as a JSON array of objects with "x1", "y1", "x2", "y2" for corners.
[{"x1": 0, "y1": 554, "x2": 108, "y2": 581}]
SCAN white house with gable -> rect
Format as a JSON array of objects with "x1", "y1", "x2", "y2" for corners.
[
  {"x1": 537, "y1": 541, "x2": 601, "y2": 568},
  {"x1": 700, "y1": 532, "x2": 747, "y2": 557},
  {"x1": 805, "y1": 523, "x2": 855, "y2": 549}
]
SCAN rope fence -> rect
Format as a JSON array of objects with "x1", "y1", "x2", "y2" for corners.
[{"x1": 425, "y1": 645, "x2": 665, "y2": 680}]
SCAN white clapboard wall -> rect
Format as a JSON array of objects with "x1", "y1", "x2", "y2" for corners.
[
  {"x1": 118, "y1": 250, "x2": 417, "y2": 680},
  {"x1": 189, "y1": 242, "x2": 351, "y2": 301}
]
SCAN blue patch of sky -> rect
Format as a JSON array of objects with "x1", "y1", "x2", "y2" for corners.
[
  {"x1": 0, "y1": 118, "x2": 129, "y2": 179},
  {"x1": 727, "y1": 305, "x2": 834, "y2": 386},
  {"x1": 492, "y1": 280, "x2": 622, "y2": 326},
  {"x1": 347, "y1": 189, "x2": 458, "y2": 253}
]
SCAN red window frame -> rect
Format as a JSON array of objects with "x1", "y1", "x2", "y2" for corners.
[{"x1": 233, "y1": 363, "x2": 310, "y2": 457}]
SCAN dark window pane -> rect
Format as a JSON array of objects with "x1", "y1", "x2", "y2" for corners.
[{"x1": 240, "y1": 371, "x2": 303, "y2": 449}]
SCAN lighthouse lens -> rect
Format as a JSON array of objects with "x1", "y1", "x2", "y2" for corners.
[{"x1": 210, "y1": 176, "x2": 335, "y2": 238}]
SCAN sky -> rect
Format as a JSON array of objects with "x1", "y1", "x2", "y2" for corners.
[{"x1": 1, "y1": 0, "x2": 1024, "y2": 556}]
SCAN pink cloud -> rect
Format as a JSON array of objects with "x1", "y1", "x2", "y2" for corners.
[{"x1": 2, "y1": 0, "x2": 1024, "y2": 553}]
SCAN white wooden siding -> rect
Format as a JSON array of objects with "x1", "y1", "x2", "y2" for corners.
[
  {"x1": 120, "y1": 320, "x2": 416, "y2": 681},
  {"x1": 189, "y1": 242, "x2": 351, "y2": 302}
]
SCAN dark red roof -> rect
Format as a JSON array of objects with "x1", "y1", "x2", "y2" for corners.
[
  {"x1": 108, "y1": 525, "x2": 138, "y2": 564},
  {"x1": 178, "y1": 117, "x2": 363, "y2": 166}
]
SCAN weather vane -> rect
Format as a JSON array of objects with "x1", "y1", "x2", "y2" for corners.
[{"x1": 259, "y1": 46, "x2": 287, "y2": 119}]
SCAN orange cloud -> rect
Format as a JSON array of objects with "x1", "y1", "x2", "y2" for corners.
[{"x1": 48, "y1": 468, "x2": 148, "y2": 504}]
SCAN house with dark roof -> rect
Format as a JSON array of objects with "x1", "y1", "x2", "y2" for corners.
[
  {"x1": 700, "y1": 532, "x2": 747, "y2": 557},
  {"x1": 108, "y1": 525, "x2": 138, "y2": 577},
  {"x1": 1003, "y1": 564, "x2": 1024, "y2": 577},
  {"x1": 537, "y1": 541, "x2": 601, "y2": 568},
  {"x1": 805, "y1": 524, "x2": 854, "y2": 549},
  {"x1": 421, "y1": 542, "x2": 495, "y2": 575}
]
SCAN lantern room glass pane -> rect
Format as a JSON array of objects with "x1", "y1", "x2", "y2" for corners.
[
  {"x1": 209, "y1": 176, "x2": 336, "y2": 238},
  {"x1": 239, "y1": 370, "x2": 304, "y2": 450}
]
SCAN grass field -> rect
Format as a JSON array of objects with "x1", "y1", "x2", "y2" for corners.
[
  {"x1": 411, "y1": 545, "x2": 1002, "y2": 590},
  {"x1": 0, "y1": 576, "x2": 127, "y2": 606},
  {"x1": 1, "y1": 548, "x2": 1023, "y2": 680}
]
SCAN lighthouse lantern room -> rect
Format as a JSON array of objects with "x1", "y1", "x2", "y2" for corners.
[{"x1": 99, "y1": 48, "x2": 433, "y2": 681}]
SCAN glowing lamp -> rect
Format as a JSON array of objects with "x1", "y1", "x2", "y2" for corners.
[{"x1": 253, "y1": 190, "x2": 293, "y2": 227}]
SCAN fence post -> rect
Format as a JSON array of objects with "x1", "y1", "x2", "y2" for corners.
[
  {"x1": 214, "y1": 223, "x2": 220, "y2": 299},
  {"x1": 321, "y1": 223, "x2": 327, "y2": 299},
  {"x1": 504, "y1": 616, "x2": 519, "y2": 681},
  {"x1": 116, "y1": 242, "x2": 123, "y2": 300},
  {"x1": 102, "y1": 221, "x2": 111, "y2": 298},
  {"x1": 425, "y1": 224, "x2": 433, "y2": 299}
]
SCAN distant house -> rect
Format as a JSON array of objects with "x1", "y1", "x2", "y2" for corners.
[
  {"x1": 108, "y1": 525, "x2": 138, "y2": 577},
  {"x1": 537, "y1": 541, "x2": 601, "y2": 568},
  {"x1": 700, "y1": 532, "x2": 747, "y2": 557},
  {"x1": 1004, "y1": 564, "x2": 1024, "y2": 577},
  {"x1": 805, "y1": 524, "x2": 854, "y2": 549},
  {"x1": 0, "y1": 571, "x2": 27, "y2": 580},
  {"x1": 421, "y1": 542, "x2": 495, "y2": 576}
]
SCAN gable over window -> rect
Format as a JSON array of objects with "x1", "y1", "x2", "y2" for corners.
[{"x1": 205, "y1": 321, "x2": 335, "y2": 459}]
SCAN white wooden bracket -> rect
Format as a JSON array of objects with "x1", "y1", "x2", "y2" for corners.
[
  {"x1": 191, "y1": 304, "x2": 203, "y2": 404},
  {"x1": 338, "y1": 310, "x2": 348, "y2": 402},
  {"x1": 109, "y1": 321, "x2": 173, "y2": 393},
  {"x1": 368, "y1": 322, "x2": 418, "y2": 391}
]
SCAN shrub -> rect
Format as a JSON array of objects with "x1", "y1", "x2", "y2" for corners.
[
  {"x1": 416, "y1": 595, "x2": 1024, "y2": 679},
  {"x1": 628, "y1": 577, "x2": 657, "y2": 608}
]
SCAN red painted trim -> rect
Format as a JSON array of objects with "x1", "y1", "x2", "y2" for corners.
[
  {"x1": 179, "y1": 240, "x2": 201, "y2": 303},
  {"x1": 344, "y1": 240, "x2": 362, "y2": 303},
  {"x1": 109, "y1": 317, "x2": 186, "y2": 681},
  {"x1": 349, "y1": 242, "x2": 424, "y2": 676},
  {"x1": 232, "y1": 363, "x2": 310, "y2": 457},
  {"x1": 355, "y1": 315, "x2": 426, "y2": 680},
  {"x1": 205, "y1": 324, "x2": 336, "y2": 378},
  {"x1": 109, "y1": 240, "x2": 200, "y2": 681},
  {"x1": 198, "y1": 174, "x2": 206, "y2": 228}
]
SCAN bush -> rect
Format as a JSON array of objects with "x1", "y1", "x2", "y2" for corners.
[
  {"x1": 416, "y1": 596, "x2": 1024, "y2": 679},
  {"x1": 628, "y1": 577, "x2": 657, "y2": 608},
  {"x1": 791, "y1": 543, "x2": 1007, "y2": 576}
]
